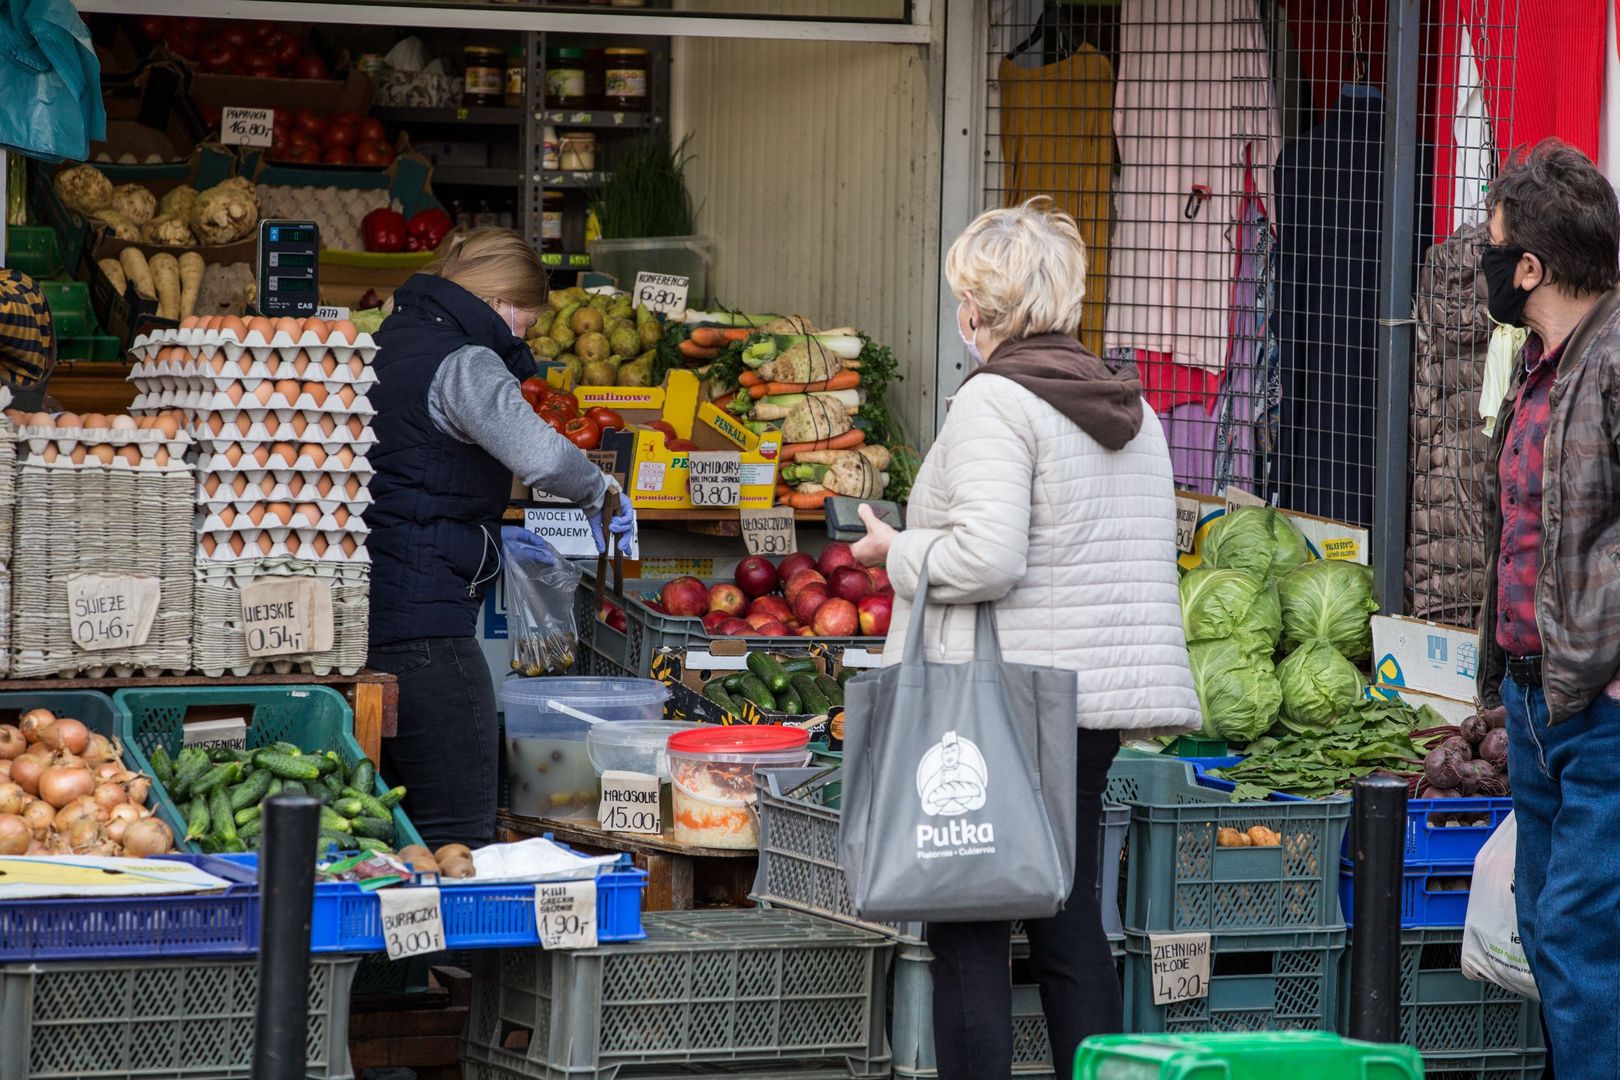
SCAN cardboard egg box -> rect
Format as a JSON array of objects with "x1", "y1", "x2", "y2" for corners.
[
  {"x1": 127, "y1": 347, "x2": 376, "y2": 394},
  {"x1": 16, "y1": 424, "x2": 191, "y2": 467},
  {"x1": 131, "y1": 327, "x2": 378, "y2": 367},
  {"x1": 195, "y1": 554, "x2": 370, "y2": 588},
  {"x1": 128, "y1": 385, "x2": 376, "y2": 422},
  {"x1": 197, "y1": 531, "x2": 370, "y2": 566},
  {"x1": 190, "y1": 414, "x2": 376, "y2": 456},
  {"x1": 196, "y1": 501, "x2": 368, "y2": 537},
  {"x1": 197, "y1": 469, "x2": 370, "y2": 516}
]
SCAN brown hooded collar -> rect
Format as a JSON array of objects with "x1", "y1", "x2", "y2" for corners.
[{"x1": 962, "y1": 333, "x2": 1145, "y2": 450}]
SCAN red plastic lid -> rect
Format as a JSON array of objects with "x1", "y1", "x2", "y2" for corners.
[{"x1": 667, "y1": 724, "x2": 810, "y2": 754}]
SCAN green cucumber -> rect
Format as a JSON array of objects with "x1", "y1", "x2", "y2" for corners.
[
  {"x1": 266, "y1": 778, "x2": 285, "y2": 799},
  {"x1": 837, "y1": 667, "x2": 858, "y2": 687},
  {"x1": 268, "y1": 742, "x2": 303, "y2": 757},
  {"x1": 315, "y1": 752, "x2": 342, "y2": 777},
  {"x1": 252, "y1": 750, "x2": 321, "y2": 781},
  {"x1": 234, "y1": 805, "x2": 263, "y2": 828},
  {"x1": 353, "y1": 836, "x2": 392, "y2": 854},
  {"x1": 229, "y1": 769, "x2": 275, "y2": 811},
  {"x1": 776, "y1": 686, "x2": 803, "y2": 715},
  {"x1": 186, "y1": 796, "x2": 210, "y2": 842},
  {"x1": 791, "y1": 674, "x2": 830, "y2": 714},
  {"x1": 321, "y1": 772, "x2": 345, "y2": 799},
  {"x1": 351, "y1": 815, "x2": 395, "y2": 843},
  {"x1": 192, "y1": 762, "x2": 242, "y2": 796},
  {"x1": 816, "y1": 674, "x2": 845, "y2": 706},
  {"x1": 704, "y1": 680, "x2": 741, "y2": 716},
  {"x1": 746, "y1": 652, "x2": 792, "y2": 694},
  {"x1": 149, "y1": 745, "x2": 174, "y2": 788},
  {"x1": 350, "y1": 758, "x2": 376, "y2": 794},
  {"x1": 782, "y1": 657, "x2": 818, "y2": 675},
  {"x1": 333, "y1": 797, "x2": 367, "y2": 819},
  {"x1": 722, "y1": 672, "x2": 748, "y2": 692},
  {"x1": 734, "y1": 674, "x2": 776, "y2": 711},
  {"x1": 319, "y1": 806, "x2": 353, "y2": 834},
  {"x1": 210, "y1": 786, "x2": 237, "y2": 844},
  {"x1": 316, "y1": 830, "x2": 353, "y2": 854},
  {"x1": 239, "y1": 817, "x2": 263, "y2": 842},
  {"x1": 341, "y1": 787, "x2": 392, "y2": 820},
  {"x1": 173, "y1": 749, "x2": 210, "y2": 798},
  {"x1": 378, "y1": 786, "x2": 407, "y2": 809}
]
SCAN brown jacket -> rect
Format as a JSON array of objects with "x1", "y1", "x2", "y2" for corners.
[{"x1": 1477, "y1": 285, "x2": 1620, "y2": 722}]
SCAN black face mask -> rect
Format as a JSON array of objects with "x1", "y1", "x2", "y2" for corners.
[{"x1": 1480, "y1": 243, "x2": 1535, "y2": 327}]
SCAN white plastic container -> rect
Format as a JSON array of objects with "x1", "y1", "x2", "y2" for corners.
[
  {"x1": 501, "y1": 677, "x2": 669, "y2": 820},
  {"x1": 587, "y1": 719, "x2": 700, "y2": 779},
  {"x1": 666, "y1": 725, "x2": 811, "y2": 849}
]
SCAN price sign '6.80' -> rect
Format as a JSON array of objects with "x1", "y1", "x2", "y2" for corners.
[{"x1": 631, "y1": 272, "x2": 690, "y2": 317}]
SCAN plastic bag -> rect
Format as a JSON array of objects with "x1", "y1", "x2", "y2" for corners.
[
  {"x1": 1461, "y1": 812, "x2": 1539, "y2": 1001},
  {"x1": 502, "y1": 530, "x2": 582, "y2": 677}
]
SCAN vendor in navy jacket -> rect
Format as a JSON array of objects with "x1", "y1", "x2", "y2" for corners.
[{"x1": 368, "y1": 228, "x2": 634, "y2": 848}]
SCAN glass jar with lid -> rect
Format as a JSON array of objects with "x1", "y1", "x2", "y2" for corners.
[
  {"x1": 602, "y1": 48, "x2": 649, "y2": 110},
  {"x1": 541, "y1": 191, "x2": 565, "y2": 252},
  {"x1": 546, "y1": 47, "x2": 588, "y2": 108},
  {"x1": 504, "y1": 46, "x2": 525, "y2": 108},
  {"x1": 463, "y1": 45, "x2": 504, "y2": 107}
]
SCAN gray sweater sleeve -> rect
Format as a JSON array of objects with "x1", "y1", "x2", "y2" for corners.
[{"x1": 428, "y1": 344, "x2": 610, "y2": 512}]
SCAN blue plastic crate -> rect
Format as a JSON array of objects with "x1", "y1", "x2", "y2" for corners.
[
  {"x1": 1183, "y1": 756, "x2": 1309, "y2": 802},
  {"x1": 1396, "y1": 797, "x2": 1512, "y2": 863},
  {"x1": 223, "y1": 851, "x2": 646, "y2": 952},
  {"x1": 1340, "y1": 860, "x2": 1473, "y2": 929},
  {"x1": 0, "y1": 854, "x2": 259, "y2": 961}
]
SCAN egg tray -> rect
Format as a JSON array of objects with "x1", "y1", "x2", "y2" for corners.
[
  {"x1": 131, "y1": 326, "x2": 378, "y2": 366},
  {"x1": 194, "y1": 556, "x2": 370, "y2": 588},
  {"x1": 193, "y1": 544, "x2": 372, "y2": 574},
  {"x1": 128, "y1": 353, "x2": 377, "y2": 394},
  {"x1": 191, "y1": 577, "x2": 369, "y2": 678},
  {"x1": 197, "y1": 505, "x2": 369, "y2": 535},
  {"x1": 191, "y1": 429, "x2": 376, "y2": 461},
  {"x1": 15, "y1": 424, "x2": 191, "y2": 462},
  {"x1": 196, "y1": 471, "x2": 374, "y2": 513},
  {"x1": 129, "y1": 389, "x2": 377, "y2": 422},
  {"x1": 195, "y1": 488, "x2": 370, "y2": 520}
]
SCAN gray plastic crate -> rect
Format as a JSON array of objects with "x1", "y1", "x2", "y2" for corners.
[
  {"x1": 1122, "y1": 928, "x2": 1346, "y2": 1035},
  {"x1": 461, "y1": 909, "x2": 892, "y2": 1079},
  {"x1": 751, "y1": 767, "x2": 1128, "y2": 944},
  {"x1": 1419, "y1": 1050, "x2": 1548, "y2": 1080},
  {"x1": 0, "y1": 954, "x2": 358, "y2": 1080},
  {"x1": 1108, "y1": 750, "x2": 1349, "y2": 933}
]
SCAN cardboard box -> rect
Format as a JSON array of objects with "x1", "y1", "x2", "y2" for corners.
[
  {"x1": 651, "y1": 643, "x2": 834, "y2": 733},
  {"x1": 1365, "y1": 683, "x2": 1476, "y2": 725},
  {"x1": 1175, "y1": 492, "x2": 1371, "y2": 571},
  {"x1": 190, "y1": 70, "x2": 375, "y2": 121},
  {"x1": 87, "y1": 255, "x2": 172, "y2": 350},
  {"x1": 1371, "y1": 615, "x2": 1480, "y2": 703}
]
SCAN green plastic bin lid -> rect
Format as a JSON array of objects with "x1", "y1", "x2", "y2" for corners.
[
  {"x1": 549, "y1": 46, "x2": 586, "y2": 61},
  {"x1": 1075, "y1": 1032, "x2": 1424, "y2": 1080}
]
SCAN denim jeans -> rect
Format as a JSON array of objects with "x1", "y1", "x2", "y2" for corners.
[
  {"x1": 925, "y1": 729, "x2": 1122, "y2": 1080},
  {"x1": 367, "y1": 636, "x2": 499, "y2": 849},
  {"x1": 1502, "y1": 674, "x2": 1620, "y2": 1080}
]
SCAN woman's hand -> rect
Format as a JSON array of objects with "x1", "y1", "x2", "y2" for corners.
[{"x1": 852, "y1": 503, "x2": 897, "y2": 566}]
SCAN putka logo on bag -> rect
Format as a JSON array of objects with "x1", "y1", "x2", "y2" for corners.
[{"x1": 914, "y1": 732, "x2": 996, "y2": 857}]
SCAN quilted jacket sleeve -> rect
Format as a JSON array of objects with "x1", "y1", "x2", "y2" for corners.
[{"x1": 887, "y1": 376, "x2": 1035, "y2": 606}]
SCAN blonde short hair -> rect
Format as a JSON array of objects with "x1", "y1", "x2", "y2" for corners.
[
  {"x1": 423, "y1": 227, "x2": 548, "y2": 310},
  {"x1": 944, "y1": 197, "x2": 1088, "y2": 340}
]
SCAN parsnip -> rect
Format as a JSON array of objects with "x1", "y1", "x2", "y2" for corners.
[
  {"x1": 149, "y1": 253, "x2": 180, "y2": 320},
  {"x1": 177, "y1": 252, "x2": 204, "y2": 320},
  {"x1": 118, "y1": 247, "x2": 155, "y2": 300},
  {"x1": 97, "y1": 258, "x2": 127, "y2": 295}
]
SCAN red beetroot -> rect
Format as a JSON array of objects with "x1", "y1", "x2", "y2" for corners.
[
  {"x1": 793, "y1": 586, "x2": 830, "y2": 625},
  {"x1": 733, "y1": 556, "x2": 780, "y2": 599},
  {"x1": 865, "y1": 566, "x2": 891, "y2": 593},
  {"x1": 784, "y1": 569, "x2": 827, "y2": 605},
  {"x1": 778, "y1": 552, "x2": 816, "y2": 581},
  {"x1": 747, "y1": 595, "x2": 794, "y2": 623},
  {"x1": 717, "y1": 618, "x2": 754, "y2": 636},
  {"x1": 707, "y1": 583, "x2": 746, "y2": 616},
  {"x1": 660, "y1": 577, "x2": 709, "y2": 618},
  {"x1": 858, "y1": 593, "x2": 893, "y2": 636},
  {"x1": 818, "y1": 541, "x2": 857, "y2": 578},
  {"x1": 701, "y1": 611, "x2": 731, "y2": 634},
  {"x1": 813, "y1": 597, "x2": 859, "y2": 637},
  {"x1": 829, "y1": 565, "x2": 874, "y2": 604}
]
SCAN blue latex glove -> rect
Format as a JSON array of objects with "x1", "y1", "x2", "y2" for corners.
[
  {"x1": 501, "y1": 525, "x2": 555, "y2": 564},
  {"x1": 587, "y1": 484, "x2": 636, "y2": 555}
]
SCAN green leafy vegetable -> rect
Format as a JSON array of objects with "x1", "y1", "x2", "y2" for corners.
[
  {"x1": 1188, "y1": 638, "x2": 1283, "y2": 743},
  {"x1": 1275, "y1": 640, "x2": 1366, "y2": 734},
  {"x1": 1179, "y1": 567, "x2": 1281, "y2": 653},
  {"x1": 1210, "y1": 698, "x2": 1437, "y2": 799},
  {"x1": 1202, "y1": 506, "x2": 1310, "y2": 584},
  {"x1": 591, "y1": 133, "x2": 696, "y2": 240},
  {"x1": 1278, "y1": 559, "x2": 1379, "y2": 661}
]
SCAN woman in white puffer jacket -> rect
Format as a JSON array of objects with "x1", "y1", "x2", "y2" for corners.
[{"x1": 853, "y1": 198, "x2": 1199, "y2": 1080}]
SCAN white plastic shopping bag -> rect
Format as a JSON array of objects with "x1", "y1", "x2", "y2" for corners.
[{"x1": 1461, "y1": 812, "x2": 1539, "y2": 1001}]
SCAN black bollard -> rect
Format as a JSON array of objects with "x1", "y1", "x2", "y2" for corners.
[
  {"x1": 253, "y1": 794, "x2": 321, "y2": 1080},
  {"x1": 1348, "y1": 774, "x2": 1408, "y2": 1043}
]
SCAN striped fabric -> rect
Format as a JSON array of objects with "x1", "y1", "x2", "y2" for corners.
[{"x1": 0, "y1": 269, "x2": 54, "y2": 389}]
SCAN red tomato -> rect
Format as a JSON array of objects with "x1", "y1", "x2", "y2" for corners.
[
  {"x1": 537, "y1": 395, "x2": 579, "y2": 423},
  {"x1": 519, "y1": 378, "x2": 550, "y2": 409},
  {"x1": 293, "y1": 109, "x2": 325, "y2": 137},
  {"x1": 271, "y1": 33, "x2": 302, "y2": 69},
  {"x1": 135, "y1": 16, "x2": 165, "y2": 41},
  {"x1": 198, "y1": 39, "x2": 236, "y2": 73},
  {"x1": 293, "y1": 55, "x2": 329, "y2": 80},
  {"x1": 321, "y1": 121, "x2": 358, "y2": 149},
  {"x1": 563, "y1": 417, "x2": 602, "y2": 450},
  {"x1": 544, "y1": 416, "x2": 568, "y2": 436},
  {"x1": 644, "y1": 420, "x2": 676, "y2": 440},
  {"x1": 666, "y1": 438, "x2": 698, "y2": 452},
  {"x1": 165, "y1": 31, "x2": 198, "y2": 60},
  {"x1": 321, "y1": 146, "x2": 354, "y2": 165},
  {"x1": 354, "y1": 141, "x2": 393, "y2": 167},
  {"x1": 250, "y1": 20, "x2": 279, "y2": 43},
  {"x1": 358, "y1": 118, "x2": 386, "y2": 143},
  {"x1": 281, "y1": 143, "x2": 320, "y2": 164},
  {"x1": 334, "y1": 111, "x2": 363, "y2": 128},
  {"x1": 217, "y1": 24, "x2": 251, "y2": 48},
  {"x1": 287, "y1": 130, "x2": 319, "y2": 152},
  {"x1": 585, "y1": 407, "x2": 624, "y2": 431},
  {"x1": 245, "y1": 53, "x2": 278, "y2": 78}
]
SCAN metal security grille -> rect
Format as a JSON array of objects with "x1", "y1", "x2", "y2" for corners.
[{"x1": 982, "y1": 0, "x2": 1518, "y2": 621}]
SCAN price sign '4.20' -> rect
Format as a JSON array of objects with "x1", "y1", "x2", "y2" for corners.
[{"x1": 631, "y1": 272, "x2": 690, "y2": 318}]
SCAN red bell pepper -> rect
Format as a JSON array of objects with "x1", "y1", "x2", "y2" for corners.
[
  {"x1": 361, "y1": 208, "x2": 406, "y2": 253},
  {"x1": 405, "y1": 208, "x2": 453, "y2": 253}
]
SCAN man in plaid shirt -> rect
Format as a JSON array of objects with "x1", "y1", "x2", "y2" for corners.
[{"x1": 1475, "y1": 141, "x2": 1620, "y2": 1080}]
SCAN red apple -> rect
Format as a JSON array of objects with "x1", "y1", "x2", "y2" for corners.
[
  {"x1": 865, "y1": 566, "x2": 891, "y2": 593},
  {"x1": 734, "y1": 556, "x2": 780, "y2": 599},
  {"x1": 797, "y1": 627, "x2": 816, "y2": 637},
  {"x1": 755, "y1": 620, "x2": 789, "y2": 636},
  {"x1": 784, "y1": 569, "x2": 827, "y2": 605},
  {"x1": 818, "y1": 541, "x2": 857, "y2": 579},
  {"x1": 600, "y1": 599, "x2": 628, "y2": 633},
  {"x1": 829, "y1": 565, "x2": 874, "y2": 604},
  {"x1": 748, "y1": 595, "x2": 793, "y2": 623},
  {"x1": 701, "y1": 610, "x2": 731, "y2": 634},
  {"x1": 858, "y1": 593, "x2": 893, "y2": 636},
  {"x1": 660, "y1": 576, "x2": 710, "y2": 618},
  {"x1": 707, "y1": 583, "x2": 746, "y2": 616},
  {"x1": 793, "y1": 586, "x2": 830, "y2": 626},
  {"x1": 718, "y1": 618, "x2": 754, "y2": 637},
  {"x1": 813, "y1": 597, "x2": 860, "y2": 637},
  {"x1": 778, "y1": 552, "x2": 816, "y2": 581},
  {"x1": 745, "y1": 611, "x2": 780, "y2": 631}
]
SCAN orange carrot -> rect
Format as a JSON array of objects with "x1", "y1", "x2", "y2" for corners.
[
  {"x1": 749, "y1": 383, "x2": 770, "y2": 399},
  {"x1": 779, "y1": 430, "x2": 865, "y2": 462},
  {"x1": 688, "y1": 326, "x2": 725, "y2": 348},
  {"x1": 775, "y1": 483, "x2": 793, "y2": 498},
  {"x1": 763, "y1": 370, "x2": 861, "y2": 396},
  {"x1": 781, "y1": 490, "x2": 834, "y2": 509},
  {"x1": 737, "y1": 371, "x2": 763, "y2": 387},
  {"x1": 679, "y1": 340, "x2": 720, "y2": 360},
  {"x1": 721, "y1": 327, "x2": 753, "y2": 343},
  {"x1": 714, "y1": 393, "x2": 736, "y2": 410}
]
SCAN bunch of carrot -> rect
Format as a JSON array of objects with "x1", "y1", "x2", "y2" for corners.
[
  {"x1": 738, "y1": 369, "x2": 861, "y2": 398},
  {"x1": 678, "y1": 326, "x2": 752, "y2": 361}
]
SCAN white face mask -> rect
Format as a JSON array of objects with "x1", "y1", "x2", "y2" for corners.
[
  {"x1": 491, "y1": 298, "x2": 524, "y2": 338},
  {"x1": 957, "y1": 301, "x2": 983, "y2": 367}
]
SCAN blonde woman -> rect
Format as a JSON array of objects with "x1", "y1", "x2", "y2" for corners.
[
  {"x1": 853, "y1": 199, "x2": 1199, "y2": 1078},
  {"x1": 368, "y1": 228, "x2": 633, "y2": 847}
]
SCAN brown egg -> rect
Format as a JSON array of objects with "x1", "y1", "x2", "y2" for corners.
[
  {"x1": 332, "y1": 506, "x2": 350, "y2": 528},
  {"x1": 273, "y1": 317, "x2": 301, "y2": 340},
  {"x1": 344, "y1": 476, "x2": 362, "y2": 498},
  {"x1": 27, "y1": 411, "x2": 52, "y2": 428},
  {"x1": 265, "y1": 502, "x2": 292, "y2": 526},
  {"x1": 181, "y1": 315, "x2": 199, "y2": 330},
  {"x1": 248, "y1": 445, "x2": 268, "y2": 468},
  {"x1": 155, "y1": 415, "x2": 180, "y2": 439},
  {"x1": 315, "y1": 474, "x2": 333, "y2": 497},
  {"x1": 117, "y1": 446, "x2": 141, "y2": 467},
  {"x1": 246, "y1": 504, "x2": 267, "y2": 526},
  {"x1": 226, "y1": 384, "x2": 246, "y2": 406},
  {"x1": 339, "y1": 536, "x2": 358, "y2": 557},
  {"x1": 204, "y1": 474, "x2": 221, "y2": 497},
  {"x1": 90, "y1": 444, "x2": 115, "y2": 465},
  {"x1": 40, "y1": 445, "x2": 58, "y2": 463},
  {"x1": 231, "y1": 474, "x2": 250, "y2": 496},
  {"x1": 229, "y1": 534, "x2": 246, "y2": 557},
  {"x1": 258, "y1": 475, "x2": 277, "y2": 497},
  {"x1": 288, "y1": 414, "x2": 309, "y2": 437},
  {"x1": 302, "y1": 382, "x2": 328, "y2": 407},
  {"x1": 301, "y1": 444, "x2": 328, "y2": 468},
  {"x1": 330, "y1": 319, "x2": 358, "y2": 345},
  {"x1": 68, "y1": 446, "x2": 86, "y2": 465},
  {"x1": 234, "y1": 414, "x2": 253, "y2": 436},
  {"x1": 256, "y1": 533, "x2": 275, "y2": 556},
  {"x1": 135, "y1": 415, "x2": 153, "y2": 430},
  {"x1": 285, "y1": 476, "x2": 304, "y2": 498},
  {"x1": 290, "y1": 351, "x2": 311, "y2": 377},
  {"x1": 319, "y1": 415, "x2": 337, "y2": 436},
  {"x1": 336, "y1": 386, "x2": 357, "y2": 408},
  {"x1": 347, "y1": 356, "x2": 364, "y2": 378},
  {"x1": 309, "y1": 534, "x2": 329, "y2": 557},
  {"x1": 200, "y1": 534, "x2": 216, "y2": 556},
  {"x1": 56, "y1": 412, "x2": 81, "y2": 429},
  {"x1": 218, "y1": 506, "x2": 237, "y2": 527},
  {"x1": 321, "y1": 356, "x2": 338, "y2": 378},
  {"x1": 154, "y1": 447, "x2": 170, "y2": 467},
  {"x1": 335, "y1": 446, "x2": 355, "y2": 469},
  {"x1": 111, "y1": 415, "x2": 137, "y2": 431},
  {"x1": 206, "y1": 415, "x2": 226, "y2": 435},
  {"x1": 270, "y1": 442, "x2": 297, "y2": 466},
  {"x1": 223, "y1": 445, "x2": 244, "y2": 467},
  {"x1": 220, "y1": 315, "x2": 248, "y2": 341},
  {"x1": 346, "y1": 417, "x2": 365, "y2": 438},
  {"x1": 303, "y1": 317, "x2": 329, "y2": 341},
  {"x1": 283, "y1": 535, "x2": 301, "y2": 556},
  {"x1": 209, "y1": 353, "x2": 228, "y2": 374},
  {"x1": 294, "y1": 502, "x2": 320, "y2": 524},
  {"x1": 251, "y1": 381, "x2": 274, "y2": 407},
  {"x1": 83, "y1": 414, "x2": 109, "y2": 430},
  {"x1": 247, "y1": 316, "x2": 274, "y2": 339},
  {"x1": 273, "y1": 379, "x2": 300, "y2": 404}
]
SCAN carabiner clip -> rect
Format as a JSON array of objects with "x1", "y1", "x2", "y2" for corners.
[{"x1": 1184, "y1": 184, "x2": 1212, "y2": 220}]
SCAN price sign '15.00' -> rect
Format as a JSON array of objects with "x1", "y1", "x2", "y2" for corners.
[
  {"x1": 67, "y1": 575, "x2": 161, "y2": 651},
  {"x1": 687, "y1": 451, "x2": 741, "y2": 508}
]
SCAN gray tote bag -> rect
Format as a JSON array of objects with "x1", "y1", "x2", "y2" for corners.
[{"x1": 837, "y1": 546, "x2": 1078, "y2": 923}]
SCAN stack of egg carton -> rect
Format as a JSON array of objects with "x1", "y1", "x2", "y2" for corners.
[
  {"x1": 0, "y1": 414, "x2": 17, "y2": 675},
  {"x1": 128, "y1": 317, "x2": 376, "y2": 676},
  {"x1": 9, "y1": 418, "x2": 194, "y2": 677}
]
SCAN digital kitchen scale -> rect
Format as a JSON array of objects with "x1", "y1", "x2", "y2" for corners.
[{"x1": 255, "y1": 219, "x2": 320, "y2": 318}]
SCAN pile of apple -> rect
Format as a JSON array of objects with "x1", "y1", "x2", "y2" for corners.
[{"x1": 656, "y1": 542, "x2": 893, "y2": 639}]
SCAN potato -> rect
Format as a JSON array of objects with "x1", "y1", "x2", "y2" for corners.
[{"x1": 1216, "y1": 826, "x2": 1251, "y2": 848}]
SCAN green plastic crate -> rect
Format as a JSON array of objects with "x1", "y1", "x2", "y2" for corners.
[
  {"x1": 1075, "y1": 1032, "x2": 1423, "y2": 1080},
  {"x1": 1122, "y1": 929, "x2": 1347, "y2": 1035},
  {"x1": 113, "y1": 685, "x2": 423, "y2": 854},
  {"x1": 5, "y1": 226, "x2": 64, "y2": 280},
  {"x1": 39, "y1": 281, "x2": 94, "y2": 337},
  {"x1": 1107, "y1": 750, "x2": 1349, "y2": 933}
]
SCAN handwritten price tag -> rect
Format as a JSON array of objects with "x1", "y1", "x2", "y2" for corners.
[
  {"x1": 1222, "y1": 485, "x2": 1266, "y2": 516},
  {"x1": 67, "y1": 575, "x2": 160, "y2": 651},
  {"x1": 741, "y1": 507, "x2": 797, "y2": 557},
  {"x1": 1148, "y1": 932, "x2": 1211, "y2": 1005},
  {"x1": 535, "y1": 879, "x2": 598, "y2": 949},
  {"x1": 687, "y1": 451, "x2": 741, "y2": 508},
  {"x1": 631, "y1": 272, "x2": 690, "y2": 318},
  {"x1": 1174, "y1": 497, "x2": 1200, "y2": 555},
  {"x1": 221, "y1": 106, "x2": 275, "y2": 148},
  {"x1": 598, "y1": 770, "x2": 662, "y2": 834},
  {"x1": 239, "y1": 578, "x2": 334, "y2": 658},
  {"x1": 377, "y1": 887, "x2": 446, "y2": 960}
]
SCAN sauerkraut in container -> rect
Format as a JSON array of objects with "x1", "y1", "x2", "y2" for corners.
[{"x1": 666, "y1": 726, "x2": 811, "y2": 849}]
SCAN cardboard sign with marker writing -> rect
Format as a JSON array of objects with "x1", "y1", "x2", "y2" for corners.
[
  {"x1": 67, "y1": 575, "x2": 160, "y2": 651},
  {"x1": 377, "y1": 886, "x2": 446, "y2": 960},
  {"x1": 687, "y1": 451, "x2": 741, "y2": 508},
  {"x1": 535, "y1": 879, "x2": 597, "y2": 948},
  {"x1": 239, "y1": 578, "x2": 333, "y2": 658},
  {"x1": 221, "y1": 107, "x2": 274, "y2": 147},
  {"x1": 631, "y1": 272, "x2": 690, "y2": 318},
  {"x1": 1223, "y1": 485, "x2": 1267, "y2": 515},
  {"x1": 598, "y1": 770, "x2": 662, "y2": 834},
  {"x1": 1174, "y1": 497, "x2": 1200, "y2": 554},
  {"x1": 1149, "y1": 932, "x2": 1211, "y2": 1005},
  {"x1": 740, "y1": 507, "x2": 797, "y2": 557}
]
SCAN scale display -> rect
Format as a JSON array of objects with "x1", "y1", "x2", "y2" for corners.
[{"x1": 256, "y1": 220, "x2": 320, "y2": 317}]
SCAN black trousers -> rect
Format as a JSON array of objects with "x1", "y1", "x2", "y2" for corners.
[
  {"x1": 926, "y1": 729, "x2": 1122, "y2": 1080},
  {"x1": 366, "y1": 635, "x2": 499, "y2": 849}
]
